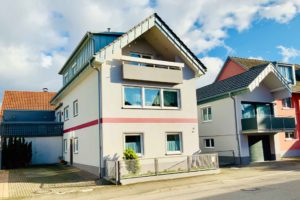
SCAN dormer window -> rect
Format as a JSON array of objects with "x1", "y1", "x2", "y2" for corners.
[
  {"x1": 64, "y1": 72, "x2": 69, "y2": 84},
  {"x1": 277, "y1": 64, "x2": 295, "y2": 85}
]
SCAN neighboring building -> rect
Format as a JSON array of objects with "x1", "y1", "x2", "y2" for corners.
[
  {"x1": 0, "y1": 90, "x2": 63, "y2": 168},
  {"x1": 197, "y1": 63, "x2": 295, "y2": 164},
  {"x1": 215, "y1": 57, "x2": 300, "y2": 158},
  {"x1": 50, "y1": 13, "x2": 207, "y2": 177}
]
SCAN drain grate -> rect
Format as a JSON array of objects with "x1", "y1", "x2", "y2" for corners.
[{"x1": 241, "y1": 187, "x2": 260, "y2": 192}]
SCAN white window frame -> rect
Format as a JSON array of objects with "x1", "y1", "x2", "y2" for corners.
[
  {"x1": 285, "y1": 132, "x2": 295, "y2": 140},
  {"x1": 123, "y1": 133, "x2": 144, "y2": 157},
  {"x1": 64, "y1": 106, "x2": 69, "y2": 121},
  {"x1": 73, "y1": 100, "x2": 79, "y2": 117},
  {"x1": 122, "y1": 85, "x2": 181, "y2": 110},
  {"x1": 165, "y1": 132, "x2": 183, "y2": 155},
  {"x1": 73, "y1": 137, "x2": 79, "y2": 153},
  {"x1": 204, "y1": 138, "x2": 215, "y2": 148},
  {"x1": 201, "y1": 106, "x2": 212, "y2": 122},
  {"x1": 123, "y1": 86, "x2": 143, "y2": 108},
  {"x1": 63, "y1": 139, "x2": 68, "y2": 153}
]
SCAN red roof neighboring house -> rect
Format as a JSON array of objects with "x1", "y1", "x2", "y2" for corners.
[{"x1": 0, "y1": 91, "x2": 56, "y2": 119}]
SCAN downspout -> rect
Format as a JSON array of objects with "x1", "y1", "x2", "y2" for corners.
[
  {"x1": 88, "y1": 33, "x2": 104, "y2": 178},
  {"x1": 89, "y1": 60, "x2": 103, "y2": 178},
  {"x1": 229, "y1": 93, "x2": 242, "y2": 165}
]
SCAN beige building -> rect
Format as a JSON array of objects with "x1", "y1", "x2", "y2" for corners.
[{"x1": 50, "y1": 13, "x2": 207, "y2": 177}]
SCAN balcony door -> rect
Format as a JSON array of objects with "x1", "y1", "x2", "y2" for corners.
[{"x1": 242, "y1": 102, "x2": 273, "y2": 119}]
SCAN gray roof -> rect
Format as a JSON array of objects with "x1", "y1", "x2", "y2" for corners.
[{"x1": 197, "y1": 64, "x2": 269, "y2": 103}]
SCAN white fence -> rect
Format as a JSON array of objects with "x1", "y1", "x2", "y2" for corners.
[{"x1": 105, "y1": 153, "x2": 219, "y2": 184}]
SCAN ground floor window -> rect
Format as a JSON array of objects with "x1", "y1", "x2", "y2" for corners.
[
  {"x1": 285, "y1": 132, "x2": 295, "y2": 139},
  {"x1": 166, "y1": 133, "x2": 182, "y2": 154},
  {"x1": 74, "y1": 138, "x2": 79, "y2": 153},
  {"x1": 204, "y1": 138, "x2": 215, "y2": 148},
  {"x1": 124, "y1": 134, "x2": 143, "y2": 155},
  {"x1": 63, "y1": 139, "x2": 68, "y2": 153}
]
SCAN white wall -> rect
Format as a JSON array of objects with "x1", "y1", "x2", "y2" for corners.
[{"x1": 27, "y1": 136, "x2": 62, "y2": 165}]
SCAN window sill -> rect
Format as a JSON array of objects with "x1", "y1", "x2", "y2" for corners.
[
  {"x1": 73, "y1": 114, "x2": 78, "y2": 117},
  {"x1": 204, "y1": 147, "x2": 215, "y2": 149},
  {"x1": 285, "y1": 138, "x2": 296, "y2": 141},
  {"x1": 166, "y1": 151, "x2": 182, "y2": 155},
  {"x1": 122, "y1": 106, "x2": 181, "y2": 110},
  {"x1": 202, "y1": 120, "x2": 212, "y2": 123}
]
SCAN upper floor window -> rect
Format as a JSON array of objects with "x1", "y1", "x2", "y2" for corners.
[
  {"x1": 241, "y1": 102, "x2": 272, "y2": 119},
  {"x1": 74, "y1": 138, "x2": 79, "y2": 153},
  {"x1": 129, "y1": 52, "x2": 153, "y2": 66},
  {"x1": 282, "y1": 98, "x2": 292, "y2": 108},
  {"x1": 124, "y1": 134, "x2": 143, "y2": 156},
  {"x1": 64, "y1": 73, "x2": 69, "y2": 84},
  {"x1": 277, "y1": 64, "x2": 294, "y2": 85},
  {"x1": 124, "y1": 87, "x2": 142, "y2": 107},
  {"x1": 201, "y1": 107, "x2": 212, "y2": 122},
  {"x1": 123, "y1": 86, "x2": 180, "y2": 109},
  {"x1": 56, "y1": 111, "x2": 62, "y2": 122},
  {"x1": 72, "y1": 62, "x2": 78, "y2": 75},
  {"x1": 64, "y1": 106, "x2": 69, "y2": 121},
  {"x1": 73, "y1": 100, "x2": 79, "y2": 116}
]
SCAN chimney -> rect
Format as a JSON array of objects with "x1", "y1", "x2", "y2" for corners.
[
  {"x1": 43, "y1": 88, "x2": 48, "y2": 92},
  {"x1": 107, "y1": 28, "x2": 111, "y2": 32}
]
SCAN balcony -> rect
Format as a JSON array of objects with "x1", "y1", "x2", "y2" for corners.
[
  {"x1": 241, "y1": 115, "x2": 295, "y2": 134},
  {"x1": 121, "y1": 55, "x2": 183, "y2": 84},
  {"x1": 0, "y1": 122, "x2": 64, "y2": 137}
]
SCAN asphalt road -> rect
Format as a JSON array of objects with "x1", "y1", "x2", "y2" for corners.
[{"x1": 26, "y1": 159, "x2": 300, "y2": 200}]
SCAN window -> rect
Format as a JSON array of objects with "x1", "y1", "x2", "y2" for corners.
[
  {"x1": 74, "y1": 138, "x2": 79, "y2": 153},
  {"x1": 202, "y1": 107, "x2": 212, "y2": 122},
  {"x1": 282, "y1": 98, "x2": 292, "y2": 108},
  {"x1": 56, "y1": 111, "x2": 61, "y2": 122},
  {"x1": 64, "y1": 72, "x2": 69, "y2": 84},
  {"x1": 73, "y1": 100, "x2": 79, "y2": 116},
  {"x1": 277, "y1": 64, "x2": 294, "y2": 84},
  {"x1": 64, "y1": 139, "x2": 68, "y2": 153},
  {"x1": 285, "y1": 132, "x2": 295, "y2": 139},
  {"x1": 166, "y1": 133, "x2": 182, "y2": 154},
  {"x1": 123, "y1": 86, "x2": 181, "y2": 109},
  {"x1": 124, "y1": 87, "x2": 142, "y2": 107},
  {"x1": 241, "y1": 102, "x2": 273, "y2": 119},
  {"x1": 129, "y1": 52, "x2": 153, "y2": 66},
  {"x1": 64, "y1": 106, "x2": 69, "y2": 121},
  {"x1": 144, "y1": 88, "x2": 160, "y2": 107},
  {"x1": 163, "y1": 90, "x2": 179, "y2": 108},
  {"x1": 204, "y1": 138, "x2": 215, "y2": 148},
  {"x1": 124, "y1": 134, "x2": 143, "y2": 155},
  {"x1": 72, "y1": 62, "x2": 78, "y2": 75}
]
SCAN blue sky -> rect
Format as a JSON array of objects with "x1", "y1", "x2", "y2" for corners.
[{"x1": 0, "y1": 0, "x2": 300, "y2": 101}]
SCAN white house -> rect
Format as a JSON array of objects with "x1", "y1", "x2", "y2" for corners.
[{"x1": 50, "y1": 13, "x2": 210, "y2": 179}]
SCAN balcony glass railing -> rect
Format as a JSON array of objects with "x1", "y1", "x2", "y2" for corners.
[{"x1": 241, "y1": 115, "x2": 295, "y2": 133}]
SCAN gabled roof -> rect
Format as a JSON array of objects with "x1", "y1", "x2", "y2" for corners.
[
  {"x1": 197, "y1": 63, "x2": 290, "y2": 103},
  {"x1": 95, "y1": 13, "x2": 206, "y2": 74},
  {"x1": 215, "y1": 56, "x2": 300, "y2": 82},
  {"x1": 0, "y1": 91, "x2": 56, "y2": 118}
]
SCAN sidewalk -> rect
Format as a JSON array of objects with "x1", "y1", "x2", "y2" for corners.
[{"x1": 0, "y1": 171, "x2": 9, "y2": 198}]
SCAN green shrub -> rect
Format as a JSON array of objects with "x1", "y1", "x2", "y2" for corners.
[{"x1": 123, "y1": 148, "x2": 140, "y2": 174}]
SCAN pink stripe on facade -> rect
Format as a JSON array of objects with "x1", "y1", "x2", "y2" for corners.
[{"x1": 63, "y1": 117, "x2": 197, "y2": 133}]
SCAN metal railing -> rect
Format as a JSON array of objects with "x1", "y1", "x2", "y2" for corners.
[
  {"x1": 105, "y1": 153, "x2": 219, "y2": 184},
  {"x1": 241, "y1": 115, "x2": 295, "y2": 133}
]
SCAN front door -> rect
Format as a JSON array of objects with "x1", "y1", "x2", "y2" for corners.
[{"x1": 70, "y1": 139, "x2": 73, "y2": 165}]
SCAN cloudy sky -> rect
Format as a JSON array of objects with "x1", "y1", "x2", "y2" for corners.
[{"x1": 0, "y1": 0, "x2": 300, "y2": 102}]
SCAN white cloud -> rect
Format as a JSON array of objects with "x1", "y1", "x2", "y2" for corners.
[
  {"x1": 0, "y1": 0, "x2": 300, "y2": 98},
  {"x1": 196, "y1": 57, "x2": 224, "y2": 88},
  {"x1": 248, "y1": 56, "x2": 264, "y2": 60},
  {"x1": 277, "y1": 45, "x2": 300, "y2": 62}
]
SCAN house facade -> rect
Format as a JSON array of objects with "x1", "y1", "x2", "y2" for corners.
[
  {"x1": 50, "y1": 13, "x2": 207, "y2": 177},
  {"x1": 215, "y1": 57, "x2": 300, "y2": 158},
  {"x1": 0, "y1": 91, "x2": 63, "y2": 168},
  {"x1": 197, "y1": 63, "x2": 295, "y2": 164}
]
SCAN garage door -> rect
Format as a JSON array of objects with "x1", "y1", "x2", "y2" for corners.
[{"x1": 248, "y1": 135, "x2": 272, "y2": 162}]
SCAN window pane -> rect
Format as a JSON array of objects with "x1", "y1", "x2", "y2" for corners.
[
  {"x1": 163, "y1": 90, "x2": 179, "y2": 107},
  {"x1": 211, "y1": 139, "x2": 214, "y2": 147},
  {"x1": 208, "y1": 107, "x2": 212, "y2": 120},
  {"x1": 145, "y1": 88, "x2": 160, "y2": 106},
  {"x1": 124, "y1": 87, "x2": 142, "y2": 106},
  {"x1": 241, "y1": 103, "x2": 256, "y2": 119},
  {"x1": 205, "y1": 139, "x2": 210, "y2": 147},
  {"x1": 125, "y1": 135, "x2": 141, "y2": 153},
  {"x1": 167, "y1": 134, "x2": 180, "y2": 151},
  {"x1": 256, "y1": 104, "x2": 272, "y2": 117}
]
